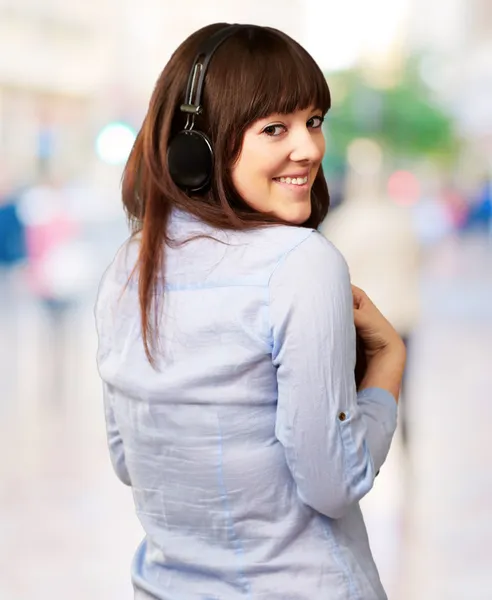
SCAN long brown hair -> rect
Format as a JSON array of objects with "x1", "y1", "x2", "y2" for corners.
[{"x1": 122, "y1": 23, "x2": 332, "y2": 364}]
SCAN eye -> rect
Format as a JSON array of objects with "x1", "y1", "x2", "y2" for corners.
[
  {"x1": 307, "y1": 115, "x2": 324, "y2": 129},
  {"x1": 262, "y1": 124, "x2": 286, "y2": 137}
]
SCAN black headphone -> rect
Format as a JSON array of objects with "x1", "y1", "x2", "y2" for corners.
[{"x1": 167, "y1": 24, "x2": 245, "y2": 193}]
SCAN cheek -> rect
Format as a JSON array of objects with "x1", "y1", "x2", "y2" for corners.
[{"x1": 233, "y1": 152, "x2": 273, "y2": 190}]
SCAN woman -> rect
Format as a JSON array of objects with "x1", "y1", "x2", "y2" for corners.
[{"x1": 95, "y1": 23, "x2": 406, "y2": 600}]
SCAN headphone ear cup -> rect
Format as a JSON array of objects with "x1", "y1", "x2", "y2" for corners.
[{"x1": 167, "y1": 130, "x2": 213, "y2": 192}]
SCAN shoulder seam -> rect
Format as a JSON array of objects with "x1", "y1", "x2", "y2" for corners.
[{"x1": 267, "y1": 228, "x2": 317, "y2": 289}]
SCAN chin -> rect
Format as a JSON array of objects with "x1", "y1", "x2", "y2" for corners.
[{"x1": 281, "y1": 203, "x2": 312, "y2": 225}]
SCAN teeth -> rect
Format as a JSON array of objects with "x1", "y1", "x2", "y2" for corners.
[{"x1": 277, "y1": 176, "x2": 308, "y2": 185}]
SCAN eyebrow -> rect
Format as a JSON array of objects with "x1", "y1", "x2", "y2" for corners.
[{"x1": 258, "y1": 109, "x2": 321, "y2": 124}]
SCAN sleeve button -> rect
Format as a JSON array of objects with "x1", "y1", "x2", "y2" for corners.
[{"x1": 338, "y1": 411, "x2": 347, "y2": 422}]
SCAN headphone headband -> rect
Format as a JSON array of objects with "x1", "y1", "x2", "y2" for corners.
[{"x1": 181, "y1": 24, "x2": 245, "y2": 119}]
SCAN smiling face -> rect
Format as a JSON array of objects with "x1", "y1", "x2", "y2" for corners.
[{"x1": 230, "y1": 107, "x2": 326, "y2": 225}]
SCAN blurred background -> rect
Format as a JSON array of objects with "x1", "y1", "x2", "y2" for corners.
[{"x1": 0, "y1": 1, "x2": 491, "y2": 598}]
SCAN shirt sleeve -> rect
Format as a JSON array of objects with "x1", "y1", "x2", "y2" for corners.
[
  {"x1": 269, "y1": 231, "x2": 397, "y2": 519},
  {"x1": 94, "y1": 260, "x2": 132, "y2": 487},
  {"x1": 103, "y1": 382, "x2": 131, "y2": 486}
]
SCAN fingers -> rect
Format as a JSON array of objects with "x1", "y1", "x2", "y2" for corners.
[
  {"x1": 353, "y1": 306, "x2": 369, "y2": 328},
  {"x1": 351, "y1": 284, "x2": 366, "y2": 310}
]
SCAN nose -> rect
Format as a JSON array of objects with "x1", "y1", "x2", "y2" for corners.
[{"x1": 289, "y1": 126, "x2": 325, "y2": 164}]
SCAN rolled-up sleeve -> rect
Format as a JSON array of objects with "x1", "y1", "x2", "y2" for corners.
[{"x1": 269, "y1": 231, "x2": 397, "y2": 519}]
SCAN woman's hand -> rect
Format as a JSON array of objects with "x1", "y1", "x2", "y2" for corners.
[{"x1": 352, "y1": 285, "x2": 405, "y2": 360}]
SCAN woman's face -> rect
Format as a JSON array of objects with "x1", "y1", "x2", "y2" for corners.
[{"x1": 231, "y1": 107, "x2": 325, "y2": 225}]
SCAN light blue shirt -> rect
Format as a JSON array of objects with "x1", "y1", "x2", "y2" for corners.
[{"x1": 95, "y1": 208, "x2": 397, "y2": 600}]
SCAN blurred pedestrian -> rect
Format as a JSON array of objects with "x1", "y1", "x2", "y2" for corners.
[
  {"x1": 95, "y1": 23, "x2": 406, "y2": 600},
  {"x1": 321, "y1": 178, "x2": 420, "y2": 447},
  {"x1": 16, "y1": 177, "x2": 89, "y2": 405},
  {"x1": 0, "y1": 171, "x2": 27, "y2": 405},
  {"x1": 0, "y1": 191, "x2": 26, "y2": 270},
  {"x1": 464, "y1": 176, "x2": 492, "y2": 234},
  {"x1": 0, "y1": 168, "x2": 27, "y2": 286}
]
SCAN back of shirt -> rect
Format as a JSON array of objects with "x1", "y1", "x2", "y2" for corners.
[{"x1": 95, "y1": 208, "x2": 396, "y2": 600}]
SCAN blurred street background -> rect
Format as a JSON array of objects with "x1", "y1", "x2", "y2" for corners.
[{"x1": 0, "y1": 1, "x2": 491, "y2": 598}]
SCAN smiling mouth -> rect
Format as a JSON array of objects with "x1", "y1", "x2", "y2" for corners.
[{"x1": 273, "y1": 175, "x2": 309, "y2": 186}]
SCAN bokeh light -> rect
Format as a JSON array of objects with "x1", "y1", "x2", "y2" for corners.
[{"x1": 95, "y1": 122, "x2": 136, "y2": 166}]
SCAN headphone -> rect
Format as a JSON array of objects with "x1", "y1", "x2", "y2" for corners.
[{"x1": 167, "y1": 24, "x2": 245, "y2": 193}]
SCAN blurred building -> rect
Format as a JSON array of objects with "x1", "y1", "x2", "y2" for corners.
[
  {"x1": 0, "y1": 0, "x2": 115, "y2": 185},
  {"x1": 302, "y1": 0, "x2": 410, "y2": 77},
  {"x1": 407, "y1": 0, "x2": 492, "y2": 172},
  {"x1": 0, "y1": 0, "x2": 305, "y2": 189}
]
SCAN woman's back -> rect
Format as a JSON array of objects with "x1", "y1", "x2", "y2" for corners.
[{"x1": 96, "y1": 209, "x2": 390, "y2": 600}]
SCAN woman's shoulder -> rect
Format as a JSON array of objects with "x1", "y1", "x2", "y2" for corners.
[
  {"x1": 105, "y1": 234, "x2": 140, "y2": 278},
  {"x1": 219, "y1": 225, "x2": 348, "y2": 286},
  {"x1": 242, "y1": 223, "x2": 313, "y2": 251},
  {"x1": 95, "y1": 234, "x2": 140, "y2": 305},
  {"x1": 260, "y1": 226, "x2": 347, "y2": 271},
  {"x1": 240, "y1": 224, "x2": 341, "y2": 261}
]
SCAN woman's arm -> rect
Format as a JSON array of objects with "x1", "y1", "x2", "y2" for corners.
[
  {"x1": 352, "y1": 284, "x2": 407, "y2": 402},
  {"x1": 103, "y1": 382, "x2": 131, "y2": 486},
  {"x1": 95, "y1": 257, "x2": 132, "y2": 487},
  {"x1": 269, "y1": 231, "x2": 397, "y2": 519}
]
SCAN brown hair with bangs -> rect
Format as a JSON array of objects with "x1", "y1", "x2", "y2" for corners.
[{"x1": 122, "y1": 23, "x2": 332, "y2": 364}]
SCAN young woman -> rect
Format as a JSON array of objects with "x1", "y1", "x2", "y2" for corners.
[{"x1": 95, "y1": 22, "x2": 406, "y2": 600}]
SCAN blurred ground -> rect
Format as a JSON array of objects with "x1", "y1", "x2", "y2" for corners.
[
  {"x1": 363, "y1": 231, "x2": 492, "y2": 599},
  {"x1": 0, "y1": 230, "x2": 491, "y2": 600}
]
